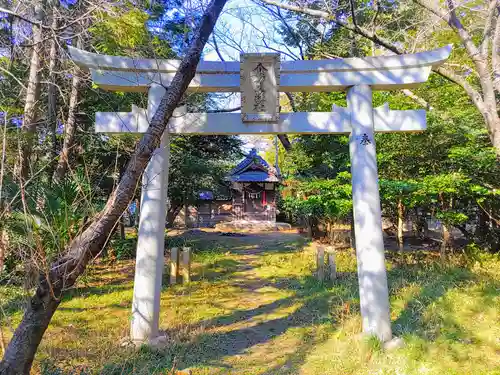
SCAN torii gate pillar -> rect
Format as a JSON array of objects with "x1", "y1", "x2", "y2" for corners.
[
  {"x1": 348, "y1": 84, "x2": 391, "y2": 341},
  {"x1": 130, "y1": 85, "x2": 170, "y2": 343}
]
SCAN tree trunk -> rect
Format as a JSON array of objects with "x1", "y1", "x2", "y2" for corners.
[
  {"x1": 0, "y1": 229, "x2": 5, "y2": 273},
  {"x1": 119, "y1": 217, "x2": 125, "y2": 240},
  {"x1": 47, "y1": 9, "x2": 58, "y2": 178},
  {"x1": 441, "y1": 223, "x2": 450, "y2": 259},
  {"x1": 184, "y1": 195, "x2": 189, "y2": 228},
  {"x1": 306, "y1": 219, "x2": 312, "y2": 239},
  {"x1": 134, "y1": 198, "x2": 140, "y2": 228},
  {"x1": 16, "y1": 1, "x2": 46, "y2": 182},
  {"x1": 485, "y1": 107, "x2": 500, "y2": 158},
  {"x1": 349, "y1": 211, "x2": 356, "y2": 249},
  {"x1": 0, "y1": 291, "x2": 59, "y2": 375},
  {"x1": 0, "y1": 0, "x2": 227, "y2": 372},
  {"x1": 476, "y1": 206, "x2": 490, "y2": 240},
  {"x1": 167, "y1": 203, "x2": 182, "y2": 227},
  {"x1": 53, "y1": 38, "x2": 82, "y2": 183},
  {"x1": 422, "y1": 213, "x2": 429, "y2": 239},
  {"x1": 397, "y1": 198, "x2": 404, "y2": 252},
  {"x1": 277, "y1": 134, "x2": 291, "y2": 151},
  {"x1": 326, "y1": 221, "x2": 332, "y2": 244}
]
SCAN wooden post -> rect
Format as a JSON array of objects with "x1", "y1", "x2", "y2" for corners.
[
  {"x1": 170, "y1": 247, "x2": 179, "y2": 285},
  {"x1": 316, "y1": 245, "x2": 325, "y2": 282},
  {"x1": 327, "y1": 247, "x2": 336, "y2": 280},
  {"x1": 182, "y1": 247, "x2": 191, "y2": 283}
]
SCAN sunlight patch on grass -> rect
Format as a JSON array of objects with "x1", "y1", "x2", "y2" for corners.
[{"x1": 1, "y1": 232, "x2": 499, "y2": 375}]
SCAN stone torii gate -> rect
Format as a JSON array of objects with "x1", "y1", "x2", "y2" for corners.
[{"x1": 69, "y1": 45, "x2": 451, "y2": 344}]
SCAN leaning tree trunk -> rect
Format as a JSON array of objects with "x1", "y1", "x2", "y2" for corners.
[
  {"x1": 16, "y1": 1, "x2": 45, "y2": 183},
  {"x1": 474, "y1": 56, "x2": 500, "y2": 158},
  {"x1": 277, "y1": 134, "x2": 291, "y2": 151},
  {"x1": 0, "y1": 0, "x2": 227, "y2": 373}
]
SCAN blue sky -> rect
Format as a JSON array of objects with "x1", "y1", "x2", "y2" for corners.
[
  {"x1": 201, "y1": 0, "x2": 301, "y2": 152},
  {"x1": 204, "y1": 0, "x2": 298, "y2": 61}
]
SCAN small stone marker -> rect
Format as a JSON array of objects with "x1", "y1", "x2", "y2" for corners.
[
  {"x1": 170, "y1": 247, "x2": 179, "y2": 285},
  {"x1": 316, "y1": 245, "x2": 325, "y2": 282},
  {"x1": 182, "y1": 247, "x2": 191, "y2": 283},
  {"x1": 327, "y1": 249, "x2": 337, "y2": 280},
  {"x1": 316, "y1": 245, "x2": 337, "y2": 281}
]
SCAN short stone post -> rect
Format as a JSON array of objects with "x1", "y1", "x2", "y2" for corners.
[
  {"x1": 327, "y1": 248, "x2": 336, "y2": 280},
  {"x1": 182, "y1": 247, "x2": 191, "y2": 283},
  {"x1": 316, "y1": 245, "x2": 325, "y2": 282},
  {"x1": 348, "y1": 84, "x2": 392, "y2": 342},
  {"x1": 170, "y1": 247, "x2": 179, "y2": 285}
]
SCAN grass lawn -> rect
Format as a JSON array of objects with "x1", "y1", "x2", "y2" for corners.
[{"x1": 1, "y1": 230, "x2": 499, "y2": 374}]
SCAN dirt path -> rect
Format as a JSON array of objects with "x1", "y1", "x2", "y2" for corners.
[{"x1": 158, "y1": 230, "x2": 331, "y2": 374}]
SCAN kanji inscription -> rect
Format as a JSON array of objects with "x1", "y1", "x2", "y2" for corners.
[
  {"x1": 359, "y1": 133, "x2": 372, "y2": 146},
  {"x1": 240, "y1": 53, "x2": 280, "y2": 123}
]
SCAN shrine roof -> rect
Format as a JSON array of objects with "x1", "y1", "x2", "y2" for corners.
[{"x1": 227, "y1": 149, "x2": 280, "y2": 183}]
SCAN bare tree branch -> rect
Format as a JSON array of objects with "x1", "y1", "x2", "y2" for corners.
[
  {"x1": 413, "y1": 0, "x2": 481, "y2": 60},
  {"x1": 0, "y1": 6, "x2": 42, "y2": 27},
  {"x1": 206, "y1": 106, "x2": 240, "y2": 113},
  {"x1": 349, "y1": 0, "x2": 358, "y2": 28},
  {"x1": 0, "y1": 4, "x2": 97, "y2": 32},
  {"x1": 259, "y1": 0, "x2": 488, "y2": 110},
  {"x1": 402, "y1": 89, "x2": 433, "y2": 110},
  {"x1": 275, "y1": 6, "x2": 305, "y2": 60},
  {"x1": 493, "y1": 6, "x2": 500, "y2": 93},
  {"x1": 480, "y1": 0, "x2": 498, "y2": 57},
  {"x1": 434, "y1": 65, "x2": 485, "y2": 111},
  {"x1": 284, "y1": 92, "x2": 297, "y2": 112},
  {"x1": 212, "y1": 33, "x2": 225, "y2": 61}
]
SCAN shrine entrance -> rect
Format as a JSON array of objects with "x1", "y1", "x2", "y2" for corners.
[
  {"x1": 226, "y1": 148, "x2": 280, "y2": 222},
  {"x1": 69, "y1": 44, "x2": 452, "y2": 345},
  {"x1": 243, "y1": 183, "x2": 267, "y2": 220}
]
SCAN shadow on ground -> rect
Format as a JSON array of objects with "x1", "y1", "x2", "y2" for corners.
[{"x1": 35, "y1": 230, "x2": 499, "y2": 375}]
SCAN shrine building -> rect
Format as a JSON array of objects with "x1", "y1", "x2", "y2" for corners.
[{"x1": 194, "y1": 149, "x2": 281, "y2": 226}]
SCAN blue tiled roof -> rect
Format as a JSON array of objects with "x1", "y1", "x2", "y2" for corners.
[
  {"x1": 227, "y1": 148, "x2": 280, "y2": 183},
  {"x1": 227, "y1": 171, "x2": 280, "y2": 182}
]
